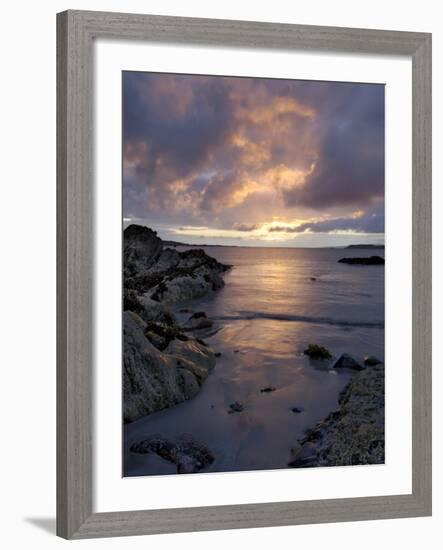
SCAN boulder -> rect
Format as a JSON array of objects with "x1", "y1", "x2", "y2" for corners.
[
  {"x1": 228, "y1": 401, "x2": 244, "y2": 414},
  {"x1": 288, "y1": 362, "x2": 385, "y2": 467},
  {"x1": 123, "y1": 224, "x2": 230, "y2": 303},
  {"x1": 364, "y1": 355, "x2": 383, "y2": 366},
  {"x1": 123, "y1": 312, "x2": 215, "y2": 423},
  {"x1": 288, "y1": 443, "x2": 318, "y2": 468},
  {"x1": 147, "y1": 269, "x2": 223, "y2": 304},
  {"x1": 136, "y1": 295, "x2": 177, "y2": 327},
  {"x1": 130, "y1": 434, "x2": 214, "y2": 474},
  {"x1": 183, "y1": 311, "x2": 214, "y2": 332},
  {"x1": 123, "y1": 225, "x2": 163, "y2": 278},
  {"x1": 123, "y1": 295, "x2": 187, "y2": 351},
  {"x1": 148, "y1": 247, "x2": 180, "y2": 274},
  {"x1": 166, "y1": 338, "x2": 216, "y2": 382},
  {"x1": 332, "y1": 353, "x2": 365, "y2": 371},
  {"x1": 122, "y1": 225, "x2": 229, "y2": 422},
  {"x1": 303, "y1": 344, "x2": 332, "y2": 359},
  {"x1": 338, "y1": 256, "x2": 384, "y2": 265}
]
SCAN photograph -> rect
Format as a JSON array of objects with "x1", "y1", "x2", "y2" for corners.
[
  {"x1": 122, "y1": 71, "x2": 385, "y2": 477},
  {"x1": 0, "y1": 0, "x2": 436, "y2": 544}
]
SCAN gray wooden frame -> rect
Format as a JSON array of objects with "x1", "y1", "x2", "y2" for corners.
[{"x1": 57, "y1": 9, "x2": 432, "y2": 539}]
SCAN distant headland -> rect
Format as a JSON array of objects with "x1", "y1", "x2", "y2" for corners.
[
  {"x1": 163, "y1": 240, "x2": 385, "y2": 249},
  {"x1": 345, "y1": 244, "x2": 385, "y2": 249}
]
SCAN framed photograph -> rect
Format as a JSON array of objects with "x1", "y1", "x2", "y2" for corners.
[{"x1": 57, "y1": 10, "x2": 432, "y2": 539}]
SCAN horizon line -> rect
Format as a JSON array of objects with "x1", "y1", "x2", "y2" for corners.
[{"x1": 163, "y1": 241, "x2": 385, "y2": 250}]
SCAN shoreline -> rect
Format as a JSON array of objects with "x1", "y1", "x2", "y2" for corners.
[
  {"x1": 123, "y1": 224, "x2": 385, "y2": 475},
  {"x1": 123, "y1": 224, "x2": 230, "y2": 424},
  {"x1": 289, "y1": 362, "x2": 385, "y2": 468}
]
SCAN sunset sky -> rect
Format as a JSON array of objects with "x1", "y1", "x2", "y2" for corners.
[{"x1": 123, "y1": 72, "x2": 384, "y2": 247}]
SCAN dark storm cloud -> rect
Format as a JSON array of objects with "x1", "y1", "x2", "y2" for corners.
[
  {"x1": 123, "y1": 72, "x2": 234, "y2": 174},
  {"x1": 282, "y1": 83, "x2": 385, "y2": 209},
  {"x1": 123, "y1": 72, "x2": 385, "y2": 238},
  {"x1": 123, "y1": 72, "x2": 236, "y2": 216}
]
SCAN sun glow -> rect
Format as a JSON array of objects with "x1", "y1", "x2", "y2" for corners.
[{"x1": 172, "y1": 218, "x2": 318, "y2": 241}]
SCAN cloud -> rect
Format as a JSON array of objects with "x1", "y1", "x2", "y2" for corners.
[
  {"x1": 123, "y1": 72, "x2": 236, "y2": 216},
  {"x1": 232, "y1": 222, "x2": 261, "y2": 232},
  {"x1": 123, "y1": 72, "x2": 385, "y2": 240},
  {"x1": 198, "y1": 172, "x2": 258, "y2": 212},
  {"x1": 268, "y1": 226, "x2": 303, "y2": 233},
  {"x1": 282, "y1": 84, "x2": 385, "y2": 209},
  {"x1": 268, "y1": 206, "x2": 384, "y2": 234}
]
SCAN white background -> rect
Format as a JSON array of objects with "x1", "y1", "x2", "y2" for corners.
[{"x1": 0, "y1": 0, "x2": 441, "y2": 548}]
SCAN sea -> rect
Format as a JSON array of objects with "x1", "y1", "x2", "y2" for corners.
[{"x1": 123, "y1": 246, "x2": 384, "y2": 476}]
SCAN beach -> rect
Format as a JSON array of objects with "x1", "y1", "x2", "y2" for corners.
[{"x1": 123, "y1": 238, "x2": 385, "y2": 476}]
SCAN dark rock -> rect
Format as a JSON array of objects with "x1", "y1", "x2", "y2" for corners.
[
  {"x1": 310, "y1": 277, "x2": 316, "y2": 281},
  {"x1": 123, "y1": 288, "x2": 144, "y2": 314},
  {"x1": 123, "y1": 224, "x2": 229, "y2": 302},
  {"x1": 291, "y1": 406, "x2": 304, "y2": 414},
  {"x1": 183, "y1": 317, "x2": 214, "y2": 332},
  {"x1": 150, "y1": 281, "x2": 168, "y2": 302},
  {"x1": 179, "y1": 248, "x2": 230, "y2": 272},
  {"x1": 364, "y1": 355, "x2": 383, "y2": 366},
  {"x1": 333, "y1": 353, "x2": 365, "y2": 371},
  {"x1": 288, "y1": 362, "x2": 385, "y2": 467},
  {"x1": 143, "y1": 320, "x2": 182, "y2": 351},
  {"x1": 288, "y1": 443, "x2": 318, "y2": 468},
  {"x1": 338, "y1": 256, "x2": 384, "y2": 265},
  {"x1": 144, "y1": 330, "x2": 166, "y2": 351},
  {"x1": 123, "y1": 225, "x2": 163, "y2": 278},
  {"x1": 126, "y1": 295, "x2": 179, "y2": 334},
  {"x1": 123, "y1": 312, "x2": 215, "y2": 423},
  {"x1": 346, "y1": 244, "x2": 384, "y2": 249},
  {"x1": 304, "y1": 426, "x2": 325, "y2": 442},
  {"x1": 260, "y1": 386, "x2": 276, "y2": 393},
  {"x1": 175, "y1": 332, "x2": 189, "y2": 342},
  {"x1": 304, "y1": 344, "x2": 332, "y2": 359},
  {"x1": 130, "y1": 434, "x2": 214, "y2": 474},
  {"x1": 183, "y1": 313, "x2": 214, "y2": 332},
  {"x1": 215, "y1": 352, "x2": 221, "y2": 357},
  {"x1": 122, "y1": 225, "x2": 229, "y2": 423},
  {"x1": 228, "y1": 401, "x2": 244, "y2": 413},
  {"x1": 191, "y1": 311, "x2": 207, "y2": 319}
]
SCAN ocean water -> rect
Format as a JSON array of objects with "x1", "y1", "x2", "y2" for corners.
[{"x1": 124, "y1": 246, "x2": 384, "y2": 476}]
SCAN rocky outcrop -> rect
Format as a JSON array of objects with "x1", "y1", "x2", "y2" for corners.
[
  {"x1": 338, "y1": 256, "x2": 385, "y2": 265},
  {"x1": 364, "y1": 355, "x2": 383, "y2": 366},
  {"x1": 183, "y1": 311, "x2": 214, "y2": 332},
  {"x1": 124, "y1": 224, "x2": 230, "y2": 303},
  {"x1": 332, "y1": 353, "x2": 365, "y2": 371},
  {"x1": 130, "y1": 434, "x2": 214, "y2": 474},
  {"x1": 123, "y1": 225, "x2": 229, "y2": 423},
  {"x1": 123, "y1": 311, "x2": 215, "y2": 423},
  {"x1": 345, "y1": 244, "x2": 384, "y2": 250},
  {"x1": 123, "y1": 225, "x2": 163, "y2": 278},
  {"x1": 289, "y1": 362, "x2": 385, "y2": 468}
]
